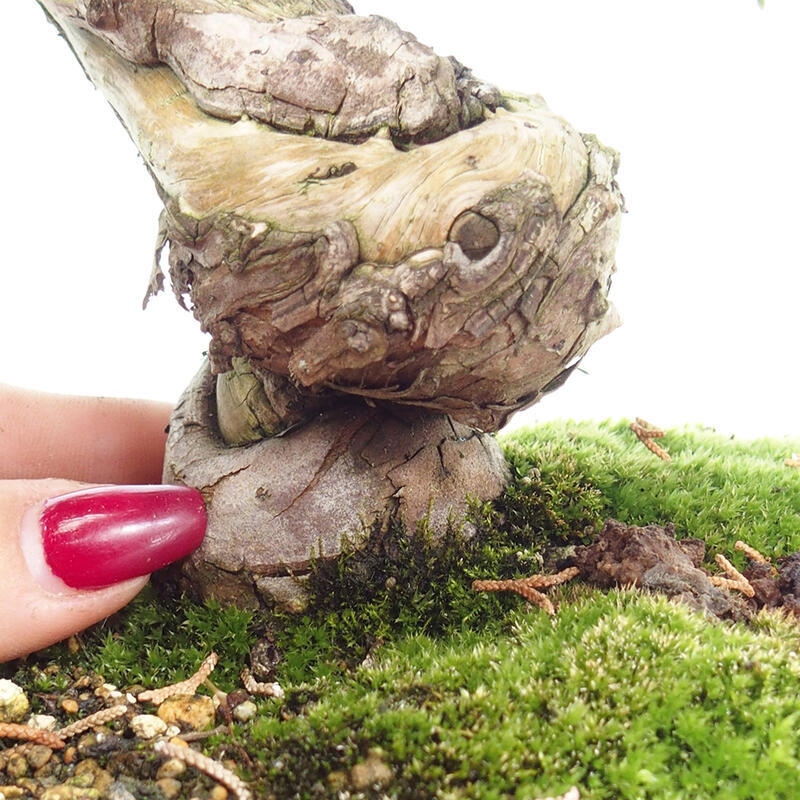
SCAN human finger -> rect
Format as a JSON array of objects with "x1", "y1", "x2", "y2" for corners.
[
  {"x1": 0, "y1": 479, "x2": 206, "y2": 662},
  {"x1": 0, "y1": 384, "x2": 173, "y2": 484}
]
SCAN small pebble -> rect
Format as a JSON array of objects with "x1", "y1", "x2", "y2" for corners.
[
  {"x1": 327, "y1": 771, "x2": 348, "y2": 791},
  {"x1": 156, "y1": 758, "x2": 187, "y2": 780},
  {"x1": 94, "y1": 683, "x2": 124, "y2": 701},
  {"x1": 68, "y1": 768, "x2": 95, "y2": 789},
  {"x1": 28, "y1": 714, "x2": 59, "y2": 732},
  {"x1": 210, "y1": 785, "x2": 229, "y2": 800},
  {"x1": 106, "y1": 781, "x2": 137, "y2": 800},
  {"x1": 33, "y1": 760, "x2": 58, "y2": 781},
  {"x1": 40, "y1": 786, "x2": 101, "y2": 800},
  {"x1": 232, "y1": 700, "x2": 258, "y2": 723},
  {"x1": 25, "y1": 745, "x2": 53, "y2": 770},
  {"x1": 157, "y1": 695, "x2": 216, "y2": 731},
  {"x1": 5, "y1": 754, "x2": 29, "y2": 779},
  {"x1": 93, "y1": 770, "x2": 114, "y2": 795},
  {"x1": 156, "y1": 777, "x2": 182, "y2": 799},
  {"x1": 350, "y1": 751, "x2": 393, "y2": 791},
  {"x1": 76, "y1": 732, "x2": 104, "y2": 755},
  {"x1": 130, "y1": 714, "x2": 168, "y2": 740},
  {"x1": 0, "y1": 680, "x2": 30, "y2": 723},
  {"x1": 60, "y1": 698, "x2": 79, "y2": 715},
  {"x1": 74, "y1": 758, "x2": 114, "y2": 793},
  {"x1": 16, "y1": 781, "x2": 40, "y2": 798}
]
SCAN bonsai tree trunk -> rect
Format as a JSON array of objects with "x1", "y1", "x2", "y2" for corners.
[{"x1": 36, "y1": 0, "x2": 623, "y2": 609}]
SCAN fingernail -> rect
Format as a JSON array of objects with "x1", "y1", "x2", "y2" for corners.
[{"x1": 25, "y1": 485, "x2": 206, "y2": 591}]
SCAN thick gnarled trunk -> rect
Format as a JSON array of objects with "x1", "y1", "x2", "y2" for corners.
[{"x1": 37, "y1": 0, "x2": 623, "y2": 608}]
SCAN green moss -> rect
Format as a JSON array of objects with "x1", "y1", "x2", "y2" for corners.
[
  {"x1": 21, "y1": 585, "x2": 259, "y2": 690},
  {"x1": 105, "y1": 591, "x2": 256, "y2": 688},
  {"x1": 269, "y1": 422, "x2": 626, "y2": 681},
  {"x1": 248, "y1": 591, "x2": 800, "y2": 799},
  {"x1": 501, "y1": 420, "x2": 800, "y2": 566},
  {"x1": 271, "y1": 418, "x2": 798, "y2": 681},
  {"x1": 4, "y1": 419, "x2": 800, "y2": 799},
  {"x1": 271, "y1": 516, "x2": 540, "y2": 683}
]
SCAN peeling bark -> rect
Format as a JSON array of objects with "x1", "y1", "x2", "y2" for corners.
[
  {"x1": 48, "y1": 0, "x2": 496, "y2": 144},
  {"x1": 160, "y1": 131, "x2": 619, "y2": 432},
  {"x1": 40, "y1": 0, "x2": 621, "y2": 428}
]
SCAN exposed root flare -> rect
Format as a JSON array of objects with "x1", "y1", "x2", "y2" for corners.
[
  {"x1": 710, "y1": 554, "x2": 755, "y2": 598},
  {"x1": 154, "y1": 739, "x2": 252, "y2": 800},
  {"x1": 630, "y1": 418, "x2": 671, "y2": 461},
  {"x1": 472, "y1": 567, "x2": 580, "y2": 615},
  {"x1": 138, "y1": 652, "x2": 218, "y2": 704}
]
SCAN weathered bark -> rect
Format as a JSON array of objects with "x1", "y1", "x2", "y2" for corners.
[
  {"x1": 37, "y1": 0, "x2": 621, "y2": 430},
  {"x1": 44, "y1": 0, "x2": 497, "y2": 144},
  {"x1": 37, "y1": 0, "x2": 624, "y2": 605}
]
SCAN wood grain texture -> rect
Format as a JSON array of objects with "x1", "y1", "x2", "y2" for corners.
[{"x1": 40, "y1": 0, "x2": 622, "y2": 432}]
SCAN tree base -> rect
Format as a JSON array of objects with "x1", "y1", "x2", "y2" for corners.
[{"x1": 161, "y1": 361, "x2": 509, "y2": 610}]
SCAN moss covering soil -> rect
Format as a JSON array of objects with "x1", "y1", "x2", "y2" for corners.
[{"x1": 3, "y1": 419, "x2": 800, "y2": 799}]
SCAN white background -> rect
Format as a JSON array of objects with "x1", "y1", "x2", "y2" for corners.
[{"x1": 2, "y1": 1, "x2": 798, "y2": 439}]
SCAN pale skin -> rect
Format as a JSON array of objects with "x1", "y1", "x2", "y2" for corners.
[{"x1": 0, "y1": 384, "x2": 172, "y2": 662}]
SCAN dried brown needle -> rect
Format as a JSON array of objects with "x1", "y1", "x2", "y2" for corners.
[
  {"x1": 154, "y1": 739, "x2": 252, "y2": 800},
  {"x1": 0, "y1": 722, "x2": 65, "y2": 749},
  {"x1": 57, "y1": 704, "x2": 129, "y2": 738},
  {"x1": 630, "y1": 418, "x2": 671, "y2": 461},
  {"x1": 710, "y1": 553, "x2": 755, "y2": 598},
  {"x1": 138, "y1": 653, "x2": 218, "y2": 704},
  {"x1": 472, "y1": 567, "x2": 579, "y2": 615}
]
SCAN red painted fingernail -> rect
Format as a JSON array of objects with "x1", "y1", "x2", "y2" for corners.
[{"x1": 38, "y1": 485, "x2": 206, "y2": 590}]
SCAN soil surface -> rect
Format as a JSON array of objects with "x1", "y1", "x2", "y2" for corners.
[{"x1": 567, "y1": 518, "x2": 800, "y2": 621}]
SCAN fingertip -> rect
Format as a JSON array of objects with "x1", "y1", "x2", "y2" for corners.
[
  {"x1": 0, "y1": 479, "x2": 206, "y2": 662},
  {"x1": 0, "y1": 574, "x2": 149, "y2": 662},
  {"x1": 35, "y1": 484, "x2": 206, "y2": 590}
]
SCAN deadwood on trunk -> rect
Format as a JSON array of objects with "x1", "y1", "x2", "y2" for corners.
[{"x1": 37, "y1": 0, "x2": 622, "y2": 433}]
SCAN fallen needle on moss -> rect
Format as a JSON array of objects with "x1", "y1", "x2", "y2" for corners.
[{"x1": 472, "y1": 566, "x2": 580, "y2": 614}]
